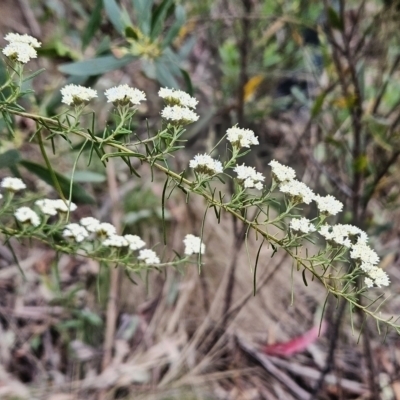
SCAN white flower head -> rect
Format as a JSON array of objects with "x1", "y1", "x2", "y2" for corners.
[
  {"x1": 158, "y1": 87, "x2": 198, "y2": 109},
  {"x1": 105, "y1": 84, "x2": 146, "y2": 106},
  {"x1": 2, "y1": 42, "x2": 38, "y2": 63},
  {"x1": 233, "y1": 164, "x2": 264, "y2": 190},
  {"x1": 53, "y1": 199, "x2": 77, "y2": 213},
  {"x1": 268, "y1": 160, "x2": 296, "y2": 183},
  {"x1": 314, "y1": 194, "x2": 343, "y2": 216},
  {"x1": 183, "y1": 234, "x2": 205, "y2": 256},
  {"x1": 95, "y1": 222, "x2": 116, "y2": 237},
  {"x1": 63, "y1": 223, "x2": 89, "y2": 243},
  {"x1": 102, "y1": 235, "x2": 129, "y2": 248},
  {"x1": 1, "y1": 177, "x2": 26, "y2": 192},
  {"x1": 279, "y1": 179, "x2": 314, "y2": 204},
  {"x1": 14, "y1": 207, "x2": 40, "y2": 227},
  {"x1": 35, "y1": 199, "x2": 58, "y2": 216},
  {"x1": 190, "y1": 154, "x2": 223, "y2": 176},
  {"x1": 5, "y1": 33, "x2": 41, "y2": 48},
  {"x1": 319, "y1": 223, "x2": 366, "y2": 248},
  {"x1": 61, "y1": 84, "x2": 97, "y2": 106},
  {"x1": 364, "y1": 277, "x2": 374, "y2": 288},
  {"x1": 138, "y1": 249, "x2": 160, "y2": 265},
  {"x1": 367, "y1": 267, "x2": 390, "y2": 288},
  {"x1": 226, "y1": 126, "x2": 259, "y2": 149},
  {"x1": 350, "y1": 242, "x2": 379, "y2": 265},
  {"x1": 289, "y1": 217, "x2": 316, "y2": 234},
  {"x1": 161, "y1": 105, "x2": 199, "y2": 125},
  {"x1": 80, "y1": 217, "x2": 101, "y2": 233},
  {"x1": 124, "y1": 234, "x2": 146, "y2": 251}
]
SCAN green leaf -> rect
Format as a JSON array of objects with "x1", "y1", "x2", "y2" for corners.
[
  {"x1": 65, "y1": 171, "x2": 106, "y2": 183},
  {"x1": 125, "y1": 26, "x2": 139, "y2": 40},
  {"x1": 19, "y1": 160, "x2": 95, "y2": 204},
  {"x1": 151, "y1": 0, "x2": 174, "y2": 39},
  {"x1": 82, "y1": 0, "x2": 103, "y2": 49},
  {"x1": 162, "y1": 5, "x2": 185, "y2": 47},
  {"x1": 311, "y1": 91, "x2": 328, "y2": 117},
  {"x1": 132, "y1": 0, "x2": 153, "y2": 35},
  {"x1": 58, "y1": 55, "x2": 135, "y2": 76},
  {"x1": 180, "y1": 68, "x2": 193, "y2": 96},
  {"x1": 104, "y1": 0, "x2": 127, "y2": 34},
  {"x1": 327, "y1": 6, "x2": 343, "y2": 31},
  {"x1": 155, "y1": 60, "x2": 179, "y2": 88},
  {"x1": 0, "y1": 149, "x2": 21, "y2": 169}
]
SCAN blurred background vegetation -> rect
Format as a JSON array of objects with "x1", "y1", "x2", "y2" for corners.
[{"x1": 1, "y1": 0, "x2": 400, "y2": 399}]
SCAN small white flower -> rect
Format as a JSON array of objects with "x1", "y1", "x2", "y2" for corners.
[
  {"x1": 279, "y1": 179, "x2": 314, "y2": 204},
  {"x1": 61, "y1": 84, "x2": 97, "y2": 106},
  {"x1": 368, "y1": 267, "x2": 390, "y2": 288},
  {"x1": 35, "y1": 199, "x2": 58, "y2": 216},
  {"x1": 190, "y1": 154, "x2": 223, "y2": 175},
  {"x1": 183, "y1": 234, "x2": 205, "y2": 255},
  {"x1": 14, "y1": 207, "x2": 40, "y2": 227},
  {"x1": 102, "y1": 234, "x2": 129, "y2": 248},
  {"x1": 63, "y1": 223, "x2": 89, "y2": 243},
  {"x1": 268, "y1": 160, "x2": 296, "y2": 183},
  {"x1": 95, "y1": 222, "x2": 116, "y2": 237},
  {"x1": 80, "y1": 217, "x2": 101, "y2": 233},
  {"x1": 319, "y1": 223, "x2": 366, "y2": 248},
  {"x1": 226, "y1": 126, "x2": 259, "y2": 149},
  {"x1": 289, "y1": 217, "x2": 316, "y2": 234},
  {"x1": 360, "y1": 262, "x2": 375, "y2": 273},
  {"x1": 2, "y1": 42, "x2": 37, "y2": 63},
  {"x1": 53, "y1": 199, "x2": 77, "y2": 213},
  {"x1": 105, "y1": 84, "x2": 146, "y2": 106},
  {"x1": 5, "y1": 33, "x2": 41, "y2": 48},
  {"x1": 158, "y1": 87, "x2": 198, "y2": 109},
  {"x1": 350, "y1": 242, "x2": 379, "y2": 265},
  {"x1": 314, "y1": 194, "x2": 343, "y2": 216},
  {"x1": 161, "y1": 105, "x2": 199, "y2": 125},
  {"x1": 1, "y1": 177, "x2": 26, "y2": 192},
  {"x1": 124, "y1": 234, "x2": 146, "y2": 251},
  {"x1": 233, "y1": 164, "x2": 264, "y2": 190},
  {"x1": 138, "y1": 249, "x2": 160, "y2": 264},
  {"x1": 364, "y1": 277, "x2": 374, "y2": 288}
]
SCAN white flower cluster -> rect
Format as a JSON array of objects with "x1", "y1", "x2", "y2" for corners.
[
  {"x1": 14, "y1": 207, "x2": 40, "y2": 227},
  {"x1": 1, "y1": 177, "x2": 26, "y2": 192},
  {"x1": 35, "y1": 199, "x2": 77, "y2": 215},
  {"x1": 279, "y1": 179, "x2": 315, "y2": 205},
  {"x1": 233, "y1": 164, "x2": 264, "y2": 190},
  {"x1": 161, "y1": 105, "x2": 199, "y2": 125},
  {"x1": 314, "y1": 194, "x2": 343, "y2": 216},
  {"x1": 102, "y1": 234, "x2": 129, "y2": 248},
  {"x1": 189, "y1": 154, "x2": 223, "y2": 176},
  {"x1": 61, "y1": 84, "x2": 98, "y2": 106},
  {"x1": 289, "y1": 217, "x2": 316, "y2": 234},
  {"x1": 138, "y1": 249, "x2": 160, "y2": 265},
  {"x1": 63, "y1": 223, "x2": 89, "y2": 243},
  {"x1": 319, "y1": 224, "x2": 367, "y2": 248},
  {"x1": 268, "y1": 160, "x2": 296, "y2": 183},
  {"x1": 105, "y1": 84, "x2": 146, "y2": 106},
  {"x1": 319, "y1": 224, "x2": 389, "y2": 288},
  {"x1": 159, "y1": 87, "x2": 198, "y2": 109},
  {"x1": 3, "y1": 33, "x2": 41, "y2": 64},
  {"x1": 183, "y1": 234, "x2": 205, "y2": 255},
  {"x1": 227, "y1": 126, "x2": 259, "y2": 149}
]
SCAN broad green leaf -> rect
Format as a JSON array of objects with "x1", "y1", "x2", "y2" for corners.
[
  {"x1": 19, "y1": 160, "x2": 95, "y2": 204},
  {"x1": 327, "y1": 7, "x2": 343, "y2": 31},
  {"x1": 155, "y1": 60, "x2": 179, "y2": 88},
  {"x1": 162, "y1": 5, "x2": 185, "y2": 48},
  {"x1": 132, "y1": 0, "x2": 153, "y2": 36},
  {"x1": 311, "y1": 91, "x2": 328, "y2": 117},
  {"x1": 58, "y1": 55, "x2": 135, "y2": 76},
  {"x1": 104, "y1": 0, "x2": 126, "y2": 34},
  {"x1": 180, "y1": 68, "x2": 193, "y2": 96},
  {"x1": 0, "y1": 149, "x2": 21, "y2": 169},
  {"x1": 82, "y1": 0, "x2": 103, "y2": 49},
  {"x1": 65, "y1": 171, "x2": 106, "y2": 183},
  {"x1": 151, "y1": 0, "x2": 174, "y2": 39}
]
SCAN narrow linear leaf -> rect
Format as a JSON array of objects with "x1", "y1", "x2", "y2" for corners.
[{"x1": 82, "y1": 0, "x2": 103, "y2": 49}]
